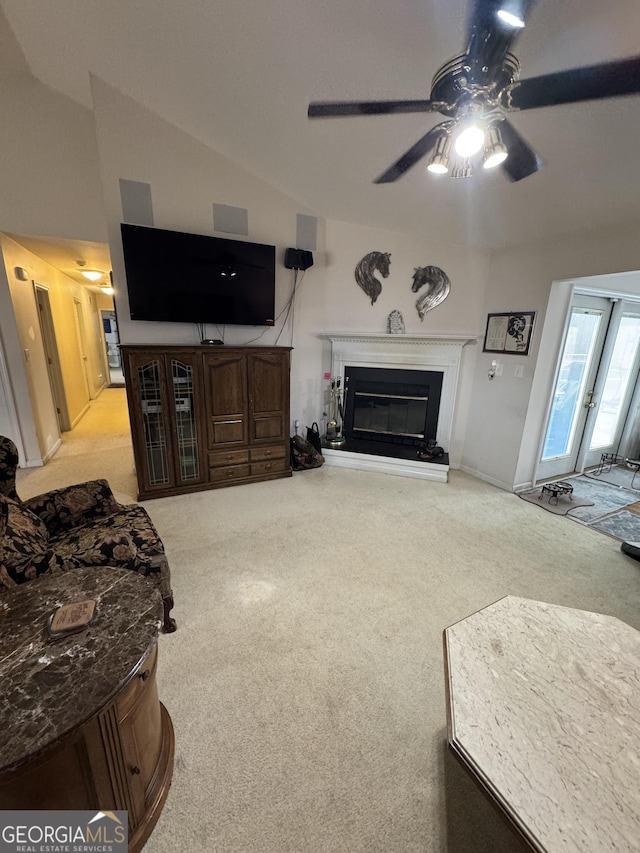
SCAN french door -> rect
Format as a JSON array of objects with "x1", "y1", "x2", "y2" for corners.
[{"x1": 538, "y1": 295, "x2": 640, "y2": 480}]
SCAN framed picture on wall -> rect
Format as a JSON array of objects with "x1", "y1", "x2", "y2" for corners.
[{"x1": 483, "y1": 311, "x2": 536, "y2": 356}]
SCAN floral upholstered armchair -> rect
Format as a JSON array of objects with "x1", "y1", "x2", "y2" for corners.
[{"x1": 0, "y1": 435, "x2": 176, "y2": 632}]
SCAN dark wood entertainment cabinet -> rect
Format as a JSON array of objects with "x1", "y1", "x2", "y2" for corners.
[{"x1": 122, "y1": 345, "x2": 292, "y2": 500}]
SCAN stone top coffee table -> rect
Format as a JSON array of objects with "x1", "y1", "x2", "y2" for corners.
[{"x1": 443, "y1": 596, "x2": 640, "y2": 852}]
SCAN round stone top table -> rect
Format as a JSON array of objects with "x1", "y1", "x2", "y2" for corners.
[
  {"x1": 0, "y1": 567, "x2": 174, "y2": 852},
  {"x1": 443, "y1": 596, "x2": 640, "y2": 852},
  {"x1": 0, "y1": 567, "x2": 161, "y2": 772}
]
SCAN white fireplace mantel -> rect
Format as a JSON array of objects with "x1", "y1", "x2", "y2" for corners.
[
  {"x1": 319, "y1": 332, "x2": 477, "y2": 482},
  {"x1": 321, "y1": 333, "x2": 477, "y2": 347}
]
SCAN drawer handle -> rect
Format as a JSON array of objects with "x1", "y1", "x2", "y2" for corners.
[
  {"x1": 265, "y1": 463, "x2": 272, "y2": 470},
  {"x1": 265, "y1": 450, "x2": 272, "y2": 457},
  {"x1": 227, "y1": 470, "x2": 234, "y2": 477},
  {"x1": 226, "y1": 454, "x2": 233, "y2": 461},
  {"x1": 138, "y1": 669, "x2": 150, "y2": 681},
  {"x1": 131, "y1": 766, "x2": 141, "y2": 775}
]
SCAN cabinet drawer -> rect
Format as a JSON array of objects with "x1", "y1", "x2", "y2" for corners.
[
  {"x1": 209, "y1": 464, "x2": 250, "y2": 483},
  {"x1": 250, "y1": 445, "x2": 286, "y2": 462},
  {"x1": 209, "y1": 449, "x2": 249, "y2": 467},
  {"x1": 251, "y1": 458, "x2": 289, "y2": 477}
]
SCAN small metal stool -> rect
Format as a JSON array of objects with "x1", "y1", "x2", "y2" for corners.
[
  {"x1": 539, "y1": 481, "x2": 574, "y2": 506},
  {"x1": 625, "y1": 459, "x2": 640, "y2": 489},
  {"x1": 593, "y1": 452, "x2": 624, "y2": 475}
]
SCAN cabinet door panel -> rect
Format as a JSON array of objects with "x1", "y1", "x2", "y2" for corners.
[
  {"x1": 125, "y1": 354, "x2": 175, "y2": 494},
  {"x1": 248, "y1": 352, "x2": 288, "y2": 443},
  {"x1": 253, "y1": 415, "x2": 284, "y2": 441},
  {"x1": 204, "y1": 354, "x2": 248, "y2": 448},
  {"x1": 167, "y1": 354, "x2": 206, "y2": 486}
]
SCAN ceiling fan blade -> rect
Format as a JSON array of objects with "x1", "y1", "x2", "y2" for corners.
[
  {"x1": 499, "y1": 119, "x2": 542, "y2": 182},
  {"x1": 308, "y1": 99, "x2": 441, "y2": 118},
  {"x1": 465, "y1": 0, "x2": 538, "y2": 83},
  {"x1": 373, "y1": 126, "x2": 446, "y2": 183},
  {"x1": 507, "y1": 56, "x2": 640, "y2": 110}
]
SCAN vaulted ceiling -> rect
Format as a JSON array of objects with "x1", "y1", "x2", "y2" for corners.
[{"x1": 2, "y1": 0, "x2": 640, "y2": 250}]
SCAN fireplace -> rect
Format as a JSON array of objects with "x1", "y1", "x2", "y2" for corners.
[
  {"x1": 321, "y1": 333, "x2": 476, "y2": 482},
  {"x1": 344, "y1": 366, "x2": 443, "y2": 452}
]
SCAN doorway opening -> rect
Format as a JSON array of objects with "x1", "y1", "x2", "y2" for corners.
[
  {"x1": 538, "y1": 292, "x2": 640, "y2": 481},
  {"x1": 102, "y1": 309, "x2": 124, "y2": 386}
]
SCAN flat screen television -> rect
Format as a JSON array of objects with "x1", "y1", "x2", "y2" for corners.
[{"x1": 121, "y1": 223, "x2": 276, "y2": 326}]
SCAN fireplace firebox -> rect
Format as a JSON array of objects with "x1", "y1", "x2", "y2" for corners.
[{"x1": 344, "y1": 366, "x2": 443, "y2": 454}]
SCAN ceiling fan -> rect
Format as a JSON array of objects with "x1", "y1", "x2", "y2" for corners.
[{"x1": 308, "y1": 0, "x2": 640, "y2": 183}]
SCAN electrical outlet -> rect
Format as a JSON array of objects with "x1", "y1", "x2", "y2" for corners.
[
  {"x1": 495, "y1": 362, "x2": 503, "y2": 376},
  {"x1": 514, "y1": 365, "x2": 524, "y2": 378}
]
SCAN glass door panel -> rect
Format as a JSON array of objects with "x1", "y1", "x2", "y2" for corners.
[
  {"x1": 137, "y1": 360, "x2": 170, "y2": 486},
  {"x1": 541, "y1": 311, "x2": 602, "y2": 458},
  {"x1": 582, "y1": 311, "x2": 640, "y2": 466},
  {"x1": 171, "y1": 359, "x2": 200, "y2": 482},
  {"x1": 537, "y1": 296, "x2": 612, "y2": 480}
]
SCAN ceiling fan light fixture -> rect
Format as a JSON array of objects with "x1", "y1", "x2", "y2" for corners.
[
  {"x1": 426, "y1": 130, "x2": 452, "y2": 175},
  {"x1": 483, "y1": 126, "x2": 509, "y2": 169},
  {"x1": 497, "y1": 8, "x2": 525, "y2": 28},
  {"x1": 454, "y1": 123, "x2": 485, "y2": 158}
]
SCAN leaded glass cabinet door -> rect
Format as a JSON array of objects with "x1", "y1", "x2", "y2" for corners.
[
  {"x1": 127, "y1": 353, "x2": 175, "y2": 495},
  {"x1": 168, "y1": 353, "x2": 205, "y2": 486}
]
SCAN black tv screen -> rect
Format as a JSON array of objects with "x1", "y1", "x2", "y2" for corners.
[{"x1": 121, "y1": 223, "x2": 276, "y2": 326}]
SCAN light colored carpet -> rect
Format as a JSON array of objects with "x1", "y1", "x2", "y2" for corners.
[{"x1": 16, "y1": 392, "x2": 640, "y2": 853}]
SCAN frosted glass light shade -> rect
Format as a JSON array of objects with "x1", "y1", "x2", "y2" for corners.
[
  {"x1": 81, "y1": 270, "x2": 103, "y2": 281},
  {"x1": 454, "y1": 125, "x2": 485, "y2": 158},
  {"x1": 497, "y1": 9, "x2": 525, "y2": 27},
  {"x1": 483, "y1": 126, "x2": 509, "y2": 169},
  {"x1": 483, "y1": 149, "x2": 508, "y2": 169}
]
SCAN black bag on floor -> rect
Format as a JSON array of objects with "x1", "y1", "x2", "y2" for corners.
[
  {"x1": 306, "y1": 422, "x2": 322, "y2": 454},
  {"x1": 290, "y1": 434, "x2": 324, "y2": 470}
]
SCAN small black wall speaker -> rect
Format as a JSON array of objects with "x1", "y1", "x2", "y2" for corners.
[{"x1": 284, "y1": 248, "x2": 314, "y2": 270}]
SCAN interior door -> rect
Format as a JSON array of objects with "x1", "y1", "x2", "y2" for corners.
[
  {"x1": 578, "y1": 304, "x2": 640, "y2": 468},
  {"x1": 35, "y1": 284, "x2": 70, "y2": 431},
  {"x1": 73, "y1": 298, "x2": 92, "y2": 400},
  {"x1": 537, "y1": 295, "x2": 612, "y2": 480}
]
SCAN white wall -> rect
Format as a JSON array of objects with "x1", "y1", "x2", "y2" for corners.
[
  {"x1": 0, "y1": 258, "x2": 40, "y2": 463},
  {"x1": 90, "y1": 78, "x2": 492, "y2": 462},
  {"x1": 462, "y1": 224, "x2": 640, "y2": 491},
  {"x1": 0, "y1": 53, "x2": 108, "y2": 462},
  {"x1": 0, "y1": 74, "x2": 107, "y2": 242},
  {"x1": 320, "y1": 220, "x2": 490, "y2": 461}
]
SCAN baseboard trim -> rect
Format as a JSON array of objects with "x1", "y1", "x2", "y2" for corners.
[
  {"x1": 70, "y1": 403, "x2": 90, "y2": 429},
  {"x1": 458, "y1": 464, "x2": 512, "y2": 492},
  {"x1": 42, "y1": 437, "x2": 62, "y2": 464}
]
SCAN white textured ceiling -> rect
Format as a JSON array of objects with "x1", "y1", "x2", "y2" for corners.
[{"x1": 2, "y1": 0, "x2": 640, "y2": 250}]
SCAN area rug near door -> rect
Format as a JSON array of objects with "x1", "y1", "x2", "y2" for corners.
[{"x1": 519, "y1": 471, "x2": 640, "y2": 541}]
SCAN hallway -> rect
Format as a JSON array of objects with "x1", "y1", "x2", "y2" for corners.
[{"x1": 17, "y1": 387, "x2": 138, "y2": 503}]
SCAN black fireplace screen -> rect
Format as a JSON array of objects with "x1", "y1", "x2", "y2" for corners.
[{"x1": 344, "y1": 366, "x2": 442, "y2": 447}]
